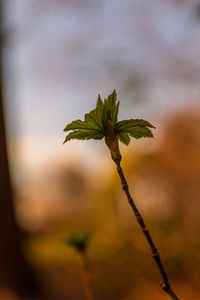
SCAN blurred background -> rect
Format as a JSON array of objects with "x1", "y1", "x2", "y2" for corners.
[{"x1": 1, "y1": 0, "x2": 200, "y2": 299}]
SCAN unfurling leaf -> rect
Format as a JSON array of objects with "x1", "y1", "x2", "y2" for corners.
[
  {"x1": 64, "y1": 119, "x2": 89, "y2": 131},
  {"x1": 116, "y1": 132, "x2": 130, "y2": 145},
  {"x1": 116, "y1": 119, "x2": 155, "y2": 131},
  {"x1": 63, "y1": 90, "x2": 155, "y2": 148},
  {"x1": 63, "y1": 129, "x2": 104, "y2": 143},
  {"x1": 64, "y1": 231, "x2": 91, "y2": 252},
  {"x1": 104, "y1": 89, "x2": 119, "y2": 125},
  {"x1": 128, "y1": 127, "x2": 153, "y2": 139}
]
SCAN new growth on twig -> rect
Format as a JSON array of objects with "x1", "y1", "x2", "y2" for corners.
[
  {"x1": 65, "y1": 231, "x2": 94, "y2": 300},
  {"x1": 63, "y1": 90, "x2": 180, "y2": 300}
]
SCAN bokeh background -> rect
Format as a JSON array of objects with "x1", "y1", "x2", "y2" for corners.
[{"x1": 1, "y1": 0, "x2": 200, "y2": 299}]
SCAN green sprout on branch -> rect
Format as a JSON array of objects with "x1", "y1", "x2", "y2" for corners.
[
  {"x1": 63, "y1": 90, "x2": 179, "y2": 300},
  {"x1": 65, "y1": 231, "x2": 93, "y2": 300},
  {"x1": 63, "y1": 89, "x2": 154, "y2": 162},
  {"x1": 65, "y1": 231, "x2": 91, "y2": 253}
]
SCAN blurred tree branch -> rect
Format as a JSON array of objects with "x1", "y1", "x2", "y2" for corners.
[{"x1": 0, "y1": 3, "x2": 38, "y2": 297}]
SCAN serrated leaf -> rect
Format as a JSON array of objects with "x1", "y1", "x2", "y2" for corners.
[
  {"x1": 63, "y1": 119, "x2": 89, "y2": 132},
  {"x1": 85, "y1": 109, "x2": 103, "y2": 131},
  {"x1": 63, "y1": 90, "x2": 120, "y2": 143},
  {"x1": 94, "y1": 94, "x2": 107, "y2": 132},
  {"x1": 63, "y1": 129, "x2": 104, "y2": 143},
  {"x1": 112, "y1": 100, "x2": 119, "y2": 125},
  {"x1": 115, "y1": 118, "x2": 155, "y2": 141},
  {"x1": 116, "y1": 119, "x2": 155, "y2": 132},
  {"x1": 63, "y1": 91, "x2": 155, "y2": 146},
  {"x1": 104, "y1": 89, "x2": 119, "y2": 125},
  {"x1": 96, "y1": 93, "x2": 103, "y2": 107},
  {"x1": 116, "y1": 132, "x2": 130, "y2": 145},
  {"x1": 128, "y1": 126, "x2": 153, "y2": 139}
]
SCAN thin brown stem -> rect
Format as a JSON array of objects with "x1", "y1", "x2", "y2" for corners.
[
  {"x1": 78, "y1": 253, "x2": 94, "y2": 300},
  {"x1": 115, "y1": 160, "x2": 180, "y2": 300}
]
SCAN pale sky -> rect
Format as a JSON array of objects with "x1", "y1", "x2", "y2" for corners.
[
  {"x1": 2, "y1": 0, "x2": 200, "y2": 230},
  {"x1": 2, "y1": 0, "x2": 200, "y2": 171}
]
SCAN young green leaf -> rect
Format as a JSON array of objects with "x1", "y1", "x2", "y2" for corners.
[
  {"x1": 116, "y1": 132, "x2": 130, "y2": 145},
  {"x1": 64, "y1": 231, "x2": 91, "y2": 252},
  {"x1": 104, "y1": 89, "x2": 119, "y2": 125},
  {"x1": 63, "y1": 90, "x2": 155, "y2": 148},
  {"x1": 63, "y1": 129, "x2": 104, "y2": 143},
  {"x1": 95, "y1": 94, "x2": 107, "y2": 130},
  {"x1": 85, "y1": 109, "x2": 104, "y2": 131},
  {"x1": 115, "y1": 119, "x2": 155, "y2": 132},
  {"x1": 128, "y1": 127, "x2": 153, "y2": 139},
  {"x1": 64, "y1": 119, "x2": 90, "y2": 131},
  {"x1": 115, "y1": 119, "x2": 155, "y2": 141}
]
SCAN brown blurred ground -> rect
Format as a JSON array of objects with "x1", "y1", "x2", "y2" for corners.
[{"x1": 3, "y1": 108, "x2": 199, "y2": 300}]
